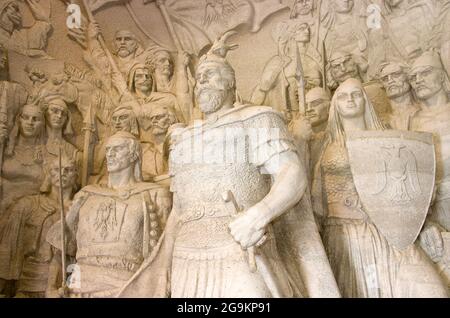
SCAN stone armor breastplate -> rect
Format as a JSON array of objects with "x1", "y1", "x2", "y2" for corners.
[
  {"x1": 170, "y1": 123, "x2": 271, "y2": 250},
  {"x1": 75, "y1": 189, "x2": 159, "y2": 266}
]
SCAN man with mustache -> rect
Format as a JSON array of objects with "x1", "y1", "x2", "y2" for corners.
[
  {"x1": 86, "y1": 23, "x2": 152, "y2": 80},
  {"x1": 117, "y1": 33, "x2": 340, "y2": 298},
  {"x1": 140, "y1": 104, "x2": 178, "y2": 182},
  {"x1": 0, "y1": 0, "x2": 52, "y2": 58},
  {"x1": 46, "y1": 132, "x2": 171, "y2": 298},
  {"x1": 378, "y1": 62, "x2": 420, "y2": 130},
  {"x1": 410, "y1": 51, "x2": 450, "y2": 288},
  {"x1": 327, "y1": 51, "x2": 367, "y2": 90}
]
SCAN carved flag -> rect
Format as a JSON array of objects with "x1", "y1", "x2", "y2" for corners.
[{"x1": 130, "y1": 0, "x2": 288, "y2": 55}]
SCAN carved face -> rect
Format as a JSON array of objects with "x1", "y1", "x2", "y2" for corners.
[
  {"x1": 336, "y1": 86, "x2": 365, "y2": 119},
  {"x1": 115, "y1": 31, "x2": 138, "y2": 58},
  {"x1": 307, "y1": 98, "x2": 330, "y2": 127},
  {"x1": 154, "y1": 51, "x2": 173, "y2": 78},
  {"x1": 409, "y1": 66, "x2": 444, "y2": 100},
  {"x1": 105, "y1": 137, "x2": 136, "y2": 173},
  {"x1": 134, "y1": 68, "x2": 153, "y2": 94},
  {"x1": 380, "y1": 65, "x2": 411, "y2": 99},
  {"x1": 112, "y1": 109, "x2": 134, "y2": 133},
  {"x1": 2, "y1": 1, "x2": 22, "y2": 29},
  {"x1": 195, "y1": 62, "x2": 231, "y2": 114},
  {"x1": 294, "y1": 23, "x2": 310, "y2": 43},
  {"x1": 333, "y1": 0, "x2": 354, "y2": 13},
  {"x1": 19, "y1": 106, "x2": 44, "y2": 138},
  {"x1": 48, "y1": 160, "x2": 77, "y2": 190},
  {"x1": 293, "y1": 0, "x2": 314, "y2": 16},
  {"x1": 46, "y1": 104, "x2": 68, "y2": 130},
  {"x1": 150, "y1": 108, "x2": 173, "y2": 136},
  {"x1": 330, "y1": 55, "x2": 359, "y2": 84}
]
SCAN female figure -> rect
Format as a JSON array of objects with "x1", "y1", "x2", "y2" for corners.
[
  {"x1": 41, "y1": 98, "x2": 79, "y2": 163},
  {"x1": 2, "y1": 104, "x2": 45, "y2": 209},
  {"x1": 313, "y1": 78, "x2": 448, "y2": 298}
]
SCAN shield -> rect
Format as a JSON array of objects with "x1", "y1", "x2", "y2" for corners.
[{"x1": 346, "y1": 130, "x2": 435, "y2": 250}]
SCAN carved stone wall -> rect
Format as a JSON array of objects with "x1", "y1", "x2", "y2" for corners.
[{"x1": 0, "y1": 0, "x2": 449, "y2": 298}]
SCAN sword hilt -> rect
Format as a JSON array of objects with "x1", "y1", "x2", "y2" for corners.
[{"x1": 222, "y1": 190, "x2": 257, "y2": 273}]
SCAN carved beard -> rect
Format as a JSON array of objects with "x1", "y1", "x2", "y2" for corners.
[
  {"x1": 386, "y1": 82, "x2": 410, "y2": 99},
  {"x1": 196, "y1": 88, "x2": 227, "y2": 114},
  {"x1": 117, "y1": 47, "x2": 133, "y2": 58}
]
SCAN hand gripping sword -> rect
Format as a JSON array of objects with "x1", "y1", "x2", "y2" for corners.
[{"x1": 222, "y1": 190, "x2": 257, "y2": 273}]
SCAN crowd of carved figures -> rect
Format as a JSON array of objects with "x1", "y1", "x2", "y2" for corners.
[{"x1": 0, "y1": 0, "x2": 449, "y2": 298}]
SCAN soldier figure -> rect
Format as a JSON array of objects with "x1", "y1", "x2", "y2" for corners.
[
  {"x1": 410, "y1": 51, "x2": 450, "y2": 286},
  {"x1": 378, "y1": 62, "x2": 420, "y2": 130},
  {"x1": 46, "y1": 132, "x2": 172, "y2": 297},
  {"x1": 0, "y1": 156, "x2": 78, "y2": 297},
  {"x1": 118, "y1": 33, "x2": 340, "y2": 298}
]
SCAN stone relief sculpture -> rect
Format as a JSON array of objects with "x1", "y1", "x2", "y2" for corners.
[
  {"x1": 118, "y1": 33, "x2": 340, "y2": 298},
  {"x1": 0, "y1": 156, "x2": 78, "y2": 298},
  {"x1": 0, "y1": 0, "x2": 52, "y2": 59},
  {"x1": 0, "y1": 0, "x2": 447, "y2": 299},
  {"x1": 251, "y1": 20, "x2": 323, "y2": 117},
  {"x1": 319, "y1": 0, "x2": 368, "y2": 60},
  {"x1": 46, "y1": 132, "x2": 172, "y2": 298},
  {"x1": 41, "y1": 98, "x2": 80, "y2": 164},
  {"x1": 87, "y1": 24, "x2": 151, "y2": 79},
  {"x1": 1, "y1": 103, "x2": 45, "y2": 210},
  {"x1": 367, "y1": 0, "x2": 436, "y2": 79},
  {"x1": 140, "y1": 103, "x2": 178, "y2": 182},
  {"x1": 312, "y1": 78, "x2": 448, "y2": 297},
  {"x1": 377, "y1": 61, "x2": 420, "y2": 130},
  {"x1": 326, "y1": 51, "x2": 367, "y2": 90},
  {"x1": 145, "y1": 46, "x2": 193, "y2": 123},
  {"x1": 409, "y1": 51, "x2": 450, "y2": 287}
]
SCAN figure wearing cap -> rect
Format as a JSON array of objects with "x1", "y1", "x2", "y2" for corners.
[
  {"x1": 368, "y1": 0, "x2": 434, "y2": 79},
  {"x1": 327, "y1": 51, "x2": 368, "y2": 90},
  {"x1": 45, "y1": 132, "x2": 172, "y2": 298},
  {"x1": 377, "y1": 61, "x2": 420, "y2": 130},
  {"x1": 118, "y1": 32, "x2": 340, "y2": 298},
  {"x1": 410, "y1": 51, "x2": 450, "y2": 287},
  {"x1": 140, "y1": 103, "x2": 178, "y2": 182},
  {"x1": 0, "y1": 0, "x2": 52, "y2": 58}
]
